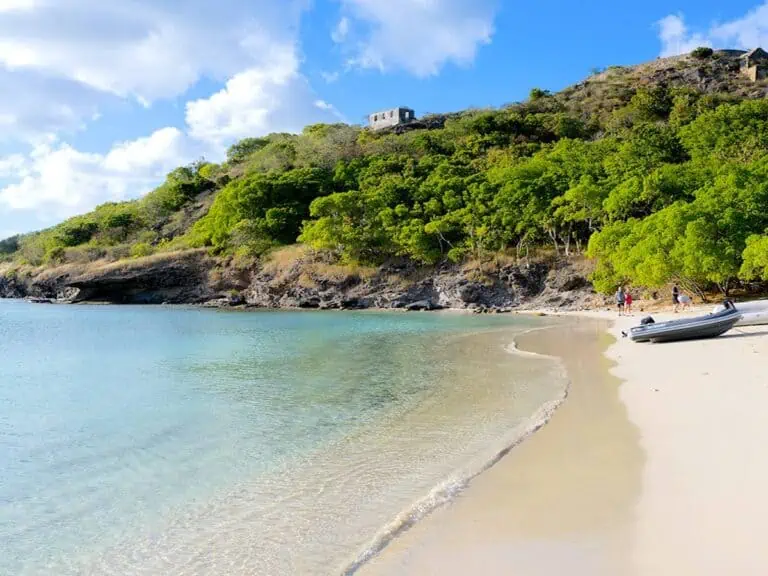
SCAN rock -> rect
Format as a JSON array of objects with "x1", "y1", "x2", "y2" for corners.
[
  {"x1": 405, "y1": 299, "x2": 439, "y2": 311},
  {"x1": 2, "y1": 250, "x2": 599, "y2": 313},
  {"x1": 64, "y1": 250, "x2": 215, "y2": 304}
]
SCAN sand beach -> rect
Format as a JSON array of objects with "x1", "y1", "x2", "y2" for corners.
[{"x1": 358, "y1": 309, "x2": 768, "y2": 575}]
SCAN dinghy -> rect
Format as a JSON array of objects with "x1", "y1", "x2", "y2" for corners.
[
  {"x1": 628, "y1": 302, "x2": 741, "y2": 343},
  {"x1": 711, "y1": 299, "x2": 768, "y2": 327}
]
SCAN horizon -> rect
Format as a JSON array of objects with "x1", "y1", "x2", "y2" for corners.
[{"x1": 2, "y1": 0, "x2": 768, "y2": 239}]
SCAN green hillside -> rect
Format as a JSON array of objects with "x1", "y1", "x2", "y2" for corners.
[{"x1": 3, "y1": 47, "x2": 768, "y2": 296}]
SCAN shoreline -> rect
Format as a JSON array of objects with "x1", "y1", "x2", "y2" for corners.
[
  {"x1": 358, "y1": 309, "x2": 768, "y2": 576},
  {"x1": 8, "y1": 295, "x2": 583, "y2": 319},
  {"x1": 356, "y1": 315, "x2": 642, "y2": 575},
  {"x1": 339, "y1": 322, "x2": 574, "y2": 575}
]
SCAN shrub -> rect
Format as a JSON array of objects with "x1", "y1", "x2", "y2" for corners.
[
  {"x1": 691, "y1": 47, "x2": 714, "y2": 60},
  {"x1": 130, "y1": 243, "x2": 154, "y2": 259},
  {"x1": 44, "y1": 246, "x2": 66, "y2": 265}
]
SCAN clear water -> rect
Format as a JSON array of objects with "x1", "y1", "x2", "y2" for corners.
[{"x1": 0, "y1": 301, "x2": 566, "y2": 575}]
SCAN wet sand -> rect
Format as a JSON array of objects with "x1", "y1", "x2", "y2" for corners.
[{"x1": 358, "y1": 316, "x2": 643, "y2": 575}]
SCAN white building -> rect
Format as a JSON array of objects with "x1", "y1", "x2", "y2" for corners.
[{"x1": 368, "y1": 107, "x2": 416, "y2": 130}]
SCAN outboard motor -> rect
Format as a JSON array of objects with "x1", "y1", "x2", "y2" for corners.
[{"x1": 640, "y1": 315, "x2": 655, "y2": 325}]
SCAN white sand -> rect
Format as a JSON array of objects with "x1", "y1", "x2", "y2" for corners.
[
  {"x1": 607, "y1": 312, "x2": 768, "y2": 575},
  {"x1": 358, "y1": 310, "x2": 768, "y2": 575}
]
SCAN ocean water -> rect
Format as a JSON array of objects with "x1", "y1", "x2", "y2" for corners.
[{"x1": 0, "y1": 300, "x2": 567, "y2": 575}]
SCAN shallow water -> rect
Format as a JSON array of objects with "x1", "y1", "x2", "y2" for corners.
[{"x1": 0, "y1": 301, "x2": 566, "y2": 575}]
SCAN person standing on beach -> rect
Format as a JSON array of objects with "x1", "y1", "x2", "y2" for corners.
[
  {"x1": 616, "y1": 285, "x2": 625, "y2": 315},
  {"x1": 672, "y1": 285, "x2": 680, "y2": 313},
  {"x1": 624, "y1": 291, "x2": 633, "y2": 315}
]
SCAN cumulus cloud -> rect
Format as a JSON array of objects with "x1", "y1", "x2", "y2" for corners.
[
  {"x1": 0, "y1": 0, "x2": 304, "y2": 102},
  {"x1": 0, "y1": 0, "x2": 310, "y2": 140},
  {"x1": 337, "y1": 0, "x2": 497, "y2": 76},
  {"x1": 657, "y1": 14, "x2": 710, "y2": 57},
  {"x1": 0, "y1": 1, "x2": 344, "y2": 232},
  {"x1": 0, "y1": 128, "x2": 192, "y2": 218},
  {"x1": 185, "y1": 43, "x2": 340, "y2": 147},
  {"x1": 658, "y1": 3, "x2": 768, "y2": 57}
]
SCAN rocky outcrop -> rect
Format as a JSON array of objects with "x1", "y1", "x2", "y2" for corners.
[
  {"x1": 3, "y1": 250, "x2": 220, "y2": 304},
  {"x1": 239, "y1": 257, "x2": 600, "y2": 312},
  {"x1": 0, "y1": 250, "x2": 602, "y2": 312},
  {"x1": 64, "y1": 251, "x2": 216, "y2": 304},
  {"x1": 0, "y1": 274, "x2": 26, "y2": 299}
]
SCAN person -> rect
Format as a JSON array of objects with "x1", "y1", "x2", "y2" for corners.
[
  {"x1": 672, "y1": 285, "x2": 680, "y2": 313},
  {"x1": 624, "y1": 291, "x2": 633, "y2": 315},
  {"x1": 615, "y1": 285, "x2": 625, "y2": 315},
  {"x1": 679, "y1": 293, "x2": 693, "y2": 311}
]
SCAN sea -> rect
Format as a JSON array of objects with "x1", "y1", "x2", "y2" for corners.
[{"x1": 0, "y1": 300, "x2": 567, "y2": 575}]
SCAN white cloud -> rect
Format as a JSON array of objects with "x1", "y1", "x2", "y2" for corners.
[
  {"x1": 0, "y1": 0, "x2": 310, "y2": 140},
  {"x1": 0, "y1": 0, "x2": 36, "y2": 13},
  {"x1": 186, "y1": 43, "x2": 339, "y2": 146},
  {"x1": 0, "y1": 153, "x2": 25, "y2": 176},
  {"x1": 332, "y1": 16, "x2": 350, "y2": 43},
  {"x1": 0, "y1": 1, "x2": 344, "y2": 233},
  {"x1": 0, "y1": 128, "x2": 192, "y2": 217},
  {"x1": 657, "y1": 14, "x2": 710, "y2": 57},
  {"x1": 658, "y1": 3, "x2": 768, "y2": 57},
  {"x1": 0, "y1": 1, "x2": 305, "y2": 103},
  {"x1": 337, "y1": 0, "x2": 497, "y2": 76}
]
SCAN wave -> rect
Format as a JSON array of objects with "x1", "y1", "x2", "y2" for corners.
[{"x1": 338, "y1": 325, "x2": 571, "y2": 575}]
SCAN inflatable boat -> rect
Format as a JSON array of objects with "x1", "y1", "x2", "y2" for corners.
[
  {"x1": 629, "y1": 303, "x2": 741, "y2": 343},
  {"x1": 711, "y1": 299, "x2": 768, "y2": 327}
]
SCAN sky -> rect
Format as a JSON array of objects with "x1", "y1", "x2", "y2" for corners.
[{"x1": 2, "y1": 0, "x2": 768, "y2": 239}]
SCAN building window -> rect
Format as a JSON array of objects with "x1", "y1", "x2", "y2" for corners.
[{"x1": 390, "y1": 111, "x2": 394, "y2": 118}]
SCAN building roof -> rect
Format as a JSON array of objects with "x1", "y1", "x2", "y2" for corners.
[
  {"x1": 369, "y1": 106, "x2": 413, "y2": 115},
  {"x1": 742, "y1": 47, "x2": 768, "y2": 59}
]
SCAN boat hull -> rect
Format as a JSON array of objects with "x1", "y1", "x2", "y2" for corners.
[
  {"x1": 630, "y1": 308, "x2": 741, "y2": 343},
  {"x1": 712, "y1": 300, "x2": 768, "y2": 327}
]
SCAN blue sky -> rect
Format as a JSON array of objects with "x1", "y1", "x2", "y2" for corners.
[{"x1": 1, "y1": 0, "x2": 767, "y2": 238}]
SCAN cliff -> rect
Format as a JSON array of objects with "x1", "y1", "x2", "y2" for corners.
[{"x1": 2, "y1": 248, "x2": 600, "y2": 312}]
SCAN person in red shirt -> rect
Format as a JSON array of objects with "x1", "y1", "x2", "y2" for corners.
[{"x1": 624, "y1": 291, "x2": 633, "y2": 314}]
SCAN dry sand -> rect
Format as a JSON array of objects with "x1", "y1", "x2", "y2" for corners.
[
  {"x1": 357, "y1": 310, "x2": 768, "y2": 576},
  {"x1": 608, "y1": 312, "x2": 768, "y2": 576}
]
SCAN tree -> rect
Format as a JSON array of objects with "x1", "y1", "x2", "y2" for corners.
[
  {"x1": 691, "y1": 46, "x2": 714, "y2": 59},
  {"x1": 226, "y1": 137, "x2": 270, "y2": 164},
  {"x1": 741, "y1": 235, "x2": 768, "y2": 281}
]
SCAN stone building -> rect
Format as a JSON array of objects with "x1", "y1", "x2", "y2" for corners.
[
  {"x1": 368, "y1": 107, "x2": 415, "y2": 130},
  {"x1": 740, "y1": 48, "x2": 768, "y2": 81}
]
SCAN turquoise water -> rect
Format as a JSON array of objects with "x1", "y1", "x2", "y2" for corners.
[{"x1": 0, "y1": 301, "x2": 565, "y2": 575}]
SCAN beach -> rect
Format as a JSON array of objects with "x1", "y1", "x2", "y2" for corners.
[{"x1": 358, "y1": 310, "x2": 768, "y2": 575}]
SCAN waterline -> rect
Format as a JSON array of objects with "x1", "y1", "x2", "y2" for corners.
[{"x1": 1, "y1": 302, "x2": 568, "y2": 575}]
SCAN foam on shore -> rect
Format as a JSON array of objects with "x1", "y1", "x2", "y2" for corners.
[
  {"x1": 340, "y1": 329, "x2": 569, "y2": 574},
  {"x1": 357, "y1": 316, "x2": 644, "y2": 576}
]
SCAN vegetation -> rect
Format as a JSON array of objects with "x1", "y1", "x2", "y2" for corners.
[
  {"x1": 691, "y1": 46, "x2": 714, "y2": 60},
  {"x1": 4, "y1": 50, "x2": 768, "y2": 298}
]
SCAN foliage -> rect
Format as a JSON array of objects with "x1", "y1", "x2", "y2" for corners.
[
  {"x1": 130, "y1": 242, "x2": 154, "y2": 258},
  {"x1": 0, "y1": 235, "x2": 19, "y2": 255},
  {"x1": 741, "y1": 235, "x2": 768, "y2": 281},
  {"x1": 691, "y1": 47, "x2": 714, "y2": 60},
  {"x1": 5, "y1": 54, "x2": 768, "y2": 297}
]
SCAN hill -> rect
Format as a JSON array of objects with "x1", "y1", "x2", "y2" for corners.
[{"x1": 2, "y1": 47, "x2": 768, "y2": 309}]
